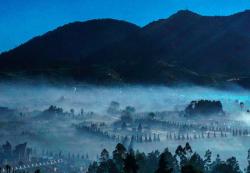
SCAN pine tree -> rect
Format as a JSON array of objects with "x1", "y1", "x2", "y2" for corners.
[
  {"x1": 135, "y1": 151, "x2": 147, "y2": 173},
  {"x1": 147, "y1": 151, "x2": 160, "y2": 173},
  {"x1": 100, "y1": 149, "x2": 109, "y2": 163},
  {"x1": 175, "y1": 145, "x2": 187, "y2": 167},
  {"x1": 113, "y1": 143, "x2": 126, "y2": 172},
  {"x1": 155, "y1": 153, "x2": 173, "y2": 173},
  {"x1": 204, "y1": 150, "x2": 212, "y2": 171},
  {"x1": 97, "y1": 149, "x2": 110, "y2": 173},
  {"x1": 189, "y1": 153, "x2": 205, "y2": 173},
  {"x1": 87, "y1": 161, "x2": 98, "y2": 173},
  {"x1": 226, "y1": 157, "x2": 241, "y2": 173},
  {"x1": 123, "y1": 152, "x2": 138, "y2": 173}
]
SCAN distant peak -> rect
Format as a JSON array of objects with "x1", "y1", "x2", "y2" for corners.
[
  {"x1": 144, "y1": 10, "x2": 200, "y2": 28},
  {"x1": 170, "y1": 10, "x2": 200, "y2": 18}
]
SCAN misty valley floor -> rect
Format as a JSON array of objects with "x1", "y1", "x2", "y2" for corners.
[{"x1": 0, "y1": 83, "x2": 250, "y2": 170}]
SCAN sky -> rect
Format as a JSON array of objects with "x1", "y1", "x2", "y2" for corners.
[{"x1": 0, "y1": 0, "x2": 250, "y2": 52}]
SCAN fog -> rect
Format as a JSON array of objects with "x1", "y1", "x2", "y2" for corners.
[
  {"x1": 1, "y1": 83, "x2": 249, "y2": 114},
  {"x1": 1, "y1": 82, "x2": 250, "y2": 168}
]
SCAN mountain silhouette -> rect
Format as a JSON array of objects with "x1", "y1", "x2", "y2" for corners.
[{"x1": 1, "y1": 10, "x2": 250, "y2": 86}]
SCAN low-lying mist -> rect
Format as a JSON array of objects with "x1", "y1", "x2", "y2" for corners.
[
  {"x1": 1, "y1": 82, "x2": 250, "y2": 167},
  {"x1": 0, "y1": 82, "x2": 249, "y2": 115}
]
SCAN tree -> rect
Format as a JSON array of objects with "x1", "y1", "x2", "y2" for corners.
[
  {"x1": 70, "y1": 108, "x2": 75, "y2": 116},
  {"x1": 155, "y1": 153, "x2": 173, "y2": 173},
  {"x1": 106, "y1": 159, "x2": 120, "y2": 173},
  {"x1": 125, "y1": 106, "x2": 136, "y2": 114},
  {"x1": 163, "y1": 148, "x2": 179, "y2": 173},
  {"x1": 175, "y1": 145, "x2": 187, "y2": 167},
  {"x1": 181, "y1": 165, "x2": 200, "y2": 173},
  {"x1": 135, "y1": 151, "x2": 147, "y2": 173},
  {"x1": 5, "y1": 165, "x2": 11, "y2": 173},
  {"x1": 184, "y1": 100, "x2": 224, "y2": 117},
  {"x1": 97, "y1": 157, "x2": 110, "y2": 173},
  {"x1": 211, "y1": 163, "x2": 231, "y2": 173},
  {"x1": 138, "y1": 123, "x2": 142, "y2": 132},
  {"x1": 188, "y1": 153, "x2": 204, "y2": 173},
  {"x1": 226, "y1": 157, "x2": 241, "y2": 173},
  {"x1": 184, "y1": 143, "x2": 192, "y2": 156},
  {"x1": 87, "y1": 143, "x2": 246, "y2": 173},
  {"x1": 211, "y1": 157, "x2": 241, "y2": 173},
  {"x1": 204, "y1": 150, "x2": 212, "y2": 171},
  {"x1": 146, "y1": 151, "x2": 160, "y2": 173},
  {"x1": 34, "y1": 169, "x2": 40, "y2": 173},
  {"x1": 121, "y1": 106, "x2": 136, "y2": 123},
  {"x1": 175, "y1": 145, "x2": 184, "y2": 156},
  {"x1": 246, "y1": 164, "x2": 250, "y2": 173},
  {"x1": 113, "y1": 143, "x2": 127, "y2": 172},
  {"x1": 80, "y1": 108, "x2": 84, "y2": 115},
  {"x1": 100, "y1": 149, "x2": 110, "y2": 163},
  {"x1": 107, "y1": 101, "x2": 120, "y2": 114},
  {"x1": 148, "y1": 112, "x2": 156, "y2": 120},
  {"x1": 97, "y1": 158, "x2": 112, "y2": 173},
  {"x1": 87, "y1": 161, "x2": 98, "y2": 173},
  {"x1": 124, "y1": 152, "x2": 139, "y2": 173},
  {"x1": 215, "y1": 154, "x2": 221, "y2": 164},
  {"x1": 175, "y1": 144, "x2": 203, "y2": 173},
  {"x1": 240, "y1": 102, "x2": 244, "y2": 111}
]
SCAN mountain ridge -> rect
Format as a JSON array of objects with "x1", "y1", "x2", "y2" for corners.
[{"x1": 1, "y1": 10, "x2": 250, "y2": 87}]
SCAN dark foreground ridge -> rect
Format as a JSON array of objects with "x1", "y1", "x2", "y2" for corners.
[{"x1": 1, "y1": 10, "x2": 250, "y2": 87}]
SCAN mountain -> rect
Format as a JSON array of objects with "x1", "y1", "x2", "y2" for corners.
[
  {"x1": 0, "y1": 19, "x2": 140, "y2": 81},
  {"x1": 1, "y1": 10, "x2": 250, "y2": 86},
  {"x1": 141, "y1": 10, "x2": 250, "y2": 76}
]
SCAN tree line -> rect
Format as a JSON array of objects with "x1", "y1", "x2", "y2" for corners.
[{"x1": 87, "y1": 143, "x2": 245, "y2": 173}]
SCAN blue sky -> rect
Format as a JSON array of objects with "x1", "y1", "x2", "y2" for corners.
[{"x1": 0, "y1": 0, "x2": 250, "y2": 52}]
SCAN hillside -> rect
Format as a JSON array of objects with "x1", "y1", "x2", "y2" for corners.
[{"x1": 1, "y1": 10, "x2": 250, "y2": 86}]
